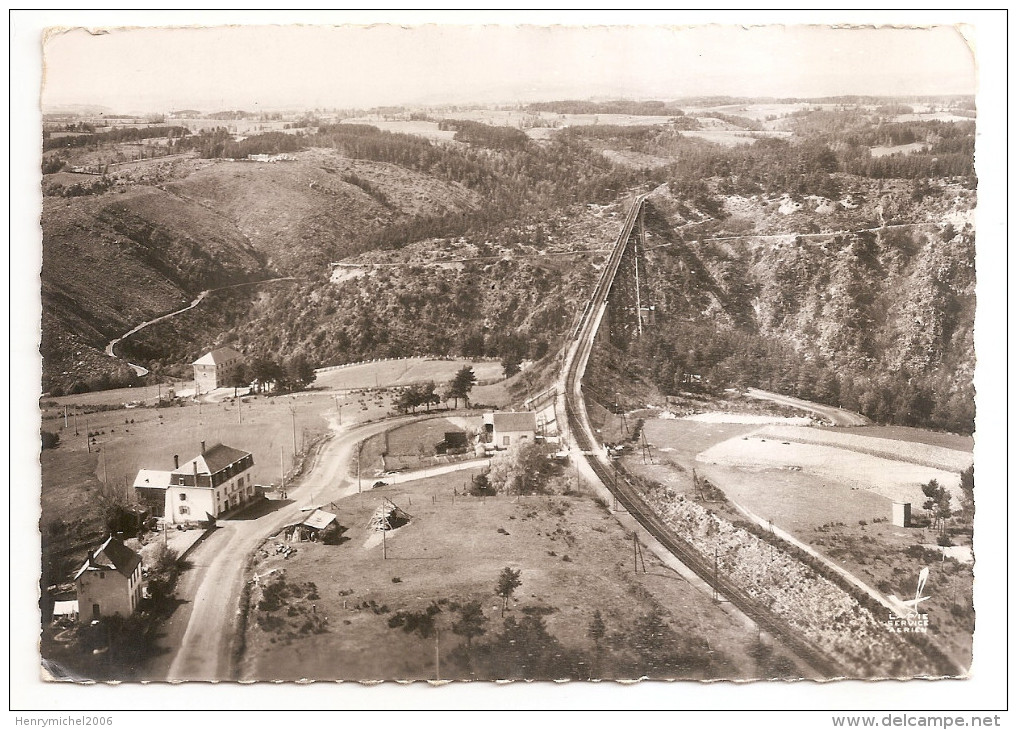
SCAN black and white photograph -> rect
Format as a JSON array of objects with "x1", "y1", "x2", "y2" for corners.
[{"x1": 11, "y1": 8, "x2": 1008, "y2": 720}]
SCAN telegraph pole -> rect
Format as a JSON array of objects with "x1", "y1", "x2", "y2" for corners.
[{"x1": 289, "y1": 406, "x2": 297, "y2": 459}]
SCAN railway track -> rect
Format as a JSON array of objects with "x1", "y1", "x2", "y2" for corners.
[{"x1": 559, "y1": 194, "x2": 844, "y2": 678}]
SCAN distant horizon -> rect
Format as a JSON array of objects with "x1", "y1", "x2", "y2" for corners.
[
  {"x1": 41, "y1": 91, "x2": 979, "y2": 119},
  {"x1": 41, "y1": 24, "x2": 977, "y2": 116}
]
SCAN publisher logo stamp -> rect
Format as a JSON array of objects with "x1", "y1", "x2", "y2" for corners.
[{"x1": 886, "y1": 566, "x2": 932, "y2": 633}]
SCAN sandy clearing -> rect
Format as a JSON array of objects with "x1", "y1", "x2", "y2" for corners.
[
  {"x1": 698, "y1": 436, "x2": 962, "y2": 508},
  {"x1": 755, "y1": 424, "x2": 973, "y2": 473},
  {"x1": 682, "y1": 412, "x2": 814, "y2": 426}
]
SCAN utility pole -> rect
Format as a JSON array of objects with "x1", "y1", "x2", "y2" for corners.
[
  {"x1": 279, "y1": 445, "x2": 286, "y2": 499},
  {"x1": 713, "y1": 546, "x2": 719, "y2": 603},
  {"x1": 334, "y1": 395, "x2": 342, "y2": 425},
  {"x1": 63, "y1": 406, "x2": 68, "y2": 429},
  {"x1": 435, "y1": 628, "x2": 441, "y2": 682},
  {"x1": 238, "y1": 393, "x2": 242, "y2": 425},
  {"x1": 357, "y1": 440, "x2": 363, "y2": 494},
  {"x1": 289, "y1": 406, "x2": 297, "y2": 459}
]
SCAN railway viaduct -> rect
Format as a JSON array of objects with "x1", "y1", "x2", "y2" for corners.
[{"x1": 554, "y1": 193, "x2": 844, "y2": 676}]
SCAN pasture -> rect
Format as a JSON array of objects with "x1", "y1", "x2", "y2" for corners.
[
  {"x1": 313, "y1": 358, "x2": 505, "y2": 391},
  {"x1": 239, "y1": 469, "x2": 765, "y2": 681}
]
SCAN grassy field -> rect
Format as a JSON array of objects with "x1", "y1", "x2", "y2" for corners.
[
  {"x1": 357, "y1": 415, "x2": 483, "y2": 476},
  {"x1": 699, "y1": 436, "x2": 963, "y2": 508},
  {"x1": 239, "y1": 469, "x2": 772, "y2": 681},
  {"x1": 39, "y1": 388, "x2": 396, "y2": 576},
  {"x1": 314, "y1": 358, "x2": 505, "y2": 391},
  {"x1": 820, "y1": 424, "x2": 974, "y2": 453},
  {"x1": 40, "y1": 356, "x2": 515, "y2": 563},
  {"x1": 758, "y1": 425, "x2": 973, "y2": 472}
]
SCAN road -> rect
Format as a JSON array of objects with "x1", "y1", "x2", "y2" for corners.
[
  {"x1": 744, "y1": 387, "x2": 869, "y2": 426},
  {"x1": 104, "y1": 277, "x2": 296, "y2": 377},
  {"x1": 162, "y1": 412, "x2": 428, "y2": 681}
]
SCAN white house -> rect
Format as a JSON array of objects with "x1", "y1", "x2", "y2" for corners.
[
  {"x1": 73, "y1": 536, "x2": 143, "y2": 624},
  {"x1": 484, "y1": 411, "x2": 537, "y2": 449},
  {"x1": 192, "y1": 347, "x2": 244, "y2": 394},
  {"x1": 163, "y1": 442, "x2": 256, "y2": 523}
]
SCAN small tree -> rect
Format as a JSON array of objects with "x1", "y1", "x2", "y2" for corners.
[
  {"x1": 959, "y1": 465, "x2": 974, "y2": 525},
  {"x1": 452, "y1": 599, "x2": 488, "y2": 655},
  {"x1": 502, "y1": 355, "x2": 522, "y2": 378},
  {"x1": 284, "y1": 354, "x2": 316, "y2": 391},
  {"x1": 226, "y1": 362, "x2": 250, "y2": 398},
  {"x1": 496, "y1": 567, "x2": 522, "y2": 617},
  {"x1": 921, "y1": 479, "x2": 952, "y2": 535},
  {"x1": 447, "y1": 366, "x2": 477, "y2": 409},
  {"x1": 588, "y1": 610, "x2": 606, "y2": 648}
]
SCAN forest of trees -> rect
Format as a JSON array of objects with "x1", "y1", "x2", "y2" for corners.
[
  {"x1": 437, "y1": 119, "x2": 530, "y2": 150},
  {"x1": 525, "y1": 99, "x2": 689, "y2": 116},
  {"x1": 42, "y1": 125, "x2": 191, "y2": 151}
]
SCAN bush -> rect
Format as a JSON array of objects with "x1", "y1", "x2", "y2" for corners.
[{"x1": 41, "y1": 430, "x2": 60, "y2": 450}]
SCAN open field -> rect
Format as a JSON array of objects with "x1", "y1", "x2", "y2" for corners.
[
  {"x1": 338, "y1": 119, "x2": 456, "y2": 142},
  {"x1": 870, "y1": 142, "x2": 929, "y2": 157},
  {"x1": 40, "y1": 389, "x2": 392, "y2": 563},
  {"x1": 821, "y1": 424, "x2": 973, "y2": 453},
  {"x1": 239, "y1": 469, "x2": 770, "y2": 681},
  {"x1": 314, "y1": 358, "x2": 505, "y2": 391},
  {"x1": 754, "y1": 424, "x2": 973, "y2": 473},
  {"x1": 699, "y1": 436, "x2": 963, "y2": 508},
  {"x1": 357, "y1": 415, "x2": 483, "y2": 476},
  {"x1": 680, "y1": 130, "x2": 791, "y2": 147}
]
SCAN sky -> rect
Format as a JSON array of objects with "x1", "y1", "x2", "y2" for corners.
[{"x1": 37, "y1": 17, "x2": 977, "y2": 113}]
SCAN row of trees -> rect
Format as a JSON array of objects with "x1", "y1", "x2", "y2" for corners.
[
  {"x1": 224, "y1": 353, "x2": 316, "y2": 394},
  {"x1": 42, "y1": 125, "x2": 191, "y2": 151},
  {"x1": 393, "y1": 366, "x2": 477, "y2": 413}
]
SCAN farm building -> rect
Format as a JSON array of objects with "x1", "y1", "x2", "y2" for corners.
[
  {"x1": 192, "y1": 346, "x2": 245, "y2": 394},
  {"x1": 283, "y1": 508, "x2": 338, "y2": 542},
  {"x1": 483, "y1": 411, "x2": 537, "y2": 449},
  {"x1": 73, "y1": 535, "x2": 143, "y2": 624},
  {"x1": 136, "y1": 442, "x2": 256, "y2": 524},
  {"x1": 133, "y1": 468, "x2": 174, "y2": 517}
]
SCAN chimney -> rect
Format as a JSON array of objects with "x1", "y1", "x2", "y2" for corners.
[
  {"x1": 193, "y1": 460, "x2": 198, "y2": 486},
  {"x1": 173, "y1": 454, "x2": 180, "y2": 470},
  {"x1": 201, "y1": 440, "x2": 206, "y2": 454}
]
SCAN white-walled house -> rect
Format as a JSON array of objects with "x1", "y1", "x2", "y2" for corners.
[
  {"x1": 134, "y1": 443, "x2": 257, "y2": 524},
  {"x1": 164, "y1": 442, "x2": 256, "y2": 523},
  {"x1": 192, "y1": 347, "x2": 244, "y2": 394},
  {"x1": 73, "y1": 536, "x2": 143, "y2": 624},
  {"x1": 483, "y1": 411, "x2": 537, "y2": 449}
]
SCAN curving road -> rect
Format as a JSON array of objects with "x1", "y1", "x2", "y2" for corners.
[
  {"x1": 744, "y1": 387, "x2": 869, "y2": 426},
  {"x1": 104, "y1": 277, "x2": 296, "y2": 378},
  {"x1": 162, "y1": 412, "x2": 428, "y2": 681}
]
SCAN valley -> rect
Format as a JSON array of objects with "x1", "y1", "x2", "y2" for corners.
[{"x1": 39, "y1": 94, "x2": 978, "y2": 684}]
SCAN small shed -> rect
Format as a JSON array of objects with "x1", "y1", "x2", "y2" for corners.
[{"x1": 892, "y1": 501, "x2": 911, "y2": 528}]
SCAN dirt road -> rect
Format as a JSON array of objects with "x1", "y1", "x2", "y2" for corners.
[
  {"x1": 162, "y1": 413, "x2": 426, "y2": 681},
  {"x1": 744, "y1": 387, "x2": 869, "y2": 427}
]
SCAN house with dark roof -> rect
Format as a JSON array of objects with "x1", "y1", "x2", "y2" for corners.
[
  {"x1": 160, "y1": 441, "x2": 256, "y2": 523},
  {"x1": 192, "y1": 346, "x2": 244, "y2": 394},
  {"x1": 73, "y1": 535, "x2": 143, "y2": 624},
  {"x1": 483, "y1": 411, "x2": 537, "y2": 449}
]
